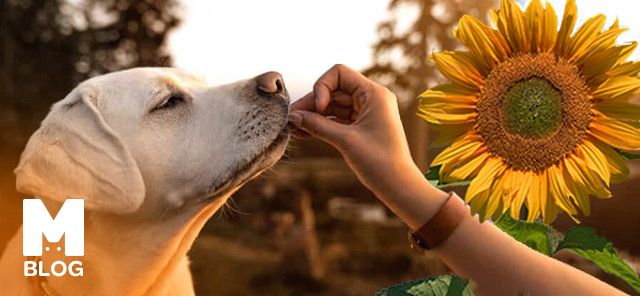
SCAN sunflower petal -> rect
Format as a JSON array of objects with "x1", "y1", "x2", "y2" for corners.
[
  {"x1": 541, "y1": 1, "x2": 558, "y2": 52},
  {"x1": 466, "y1": 157, "x2": 503, "y2": 202},
  {"x1": 456, "y1": 15, "x2": 511, "y2": 68},
  {"x1": 501, "y1": 169, "x2": 521, "y2": 205},
  {"x1": 455, "y1": 51, "x2": 492, "y2": 77},
  {"x1": 492, "y1": 197, "x2": 507, "y2": 221},
  {"x1": 581, "y1": 43, "x2": 638, "y2": 82},
  {"x1": 439, "y1": 146, "x2": 486, "y2": 181},
  {"x1": 431, "y1": 51, "x2": 485, "y2": 91},
  {"x1": 470, "y1": 189, "x2": 491, "y2": 218},
  {"x1": 432, "y1": 132, "x2": 481, "y2": 168},
  {"x1": 588, "y1": 22, "x2": 628, "y2": 64},
  {"x1": 490, "y1": 8, "x2": 500, "y2": 28},
  {"x1": 590, "y1": 112, "x2": 640, "y2": 150},
  {"x1": 580, "y1": 27, "x2": 628, "y2": 59},
  {"x1": 418, "y1": 111, "x2": 475, "y2": 126},
  {"x1": 563, "y1": 158, "x2": 593, "y2": 216},
  {"x1": 525, "y1": 0, "x2": 544, "y2": 52},
  {"x1": 418, "y1": 87, "x2": 478, "y2": 125},
  {"x1": 419, "y1": 85, "x2": 478, "y2": 105},
  {"x1": 578, "y1": 24, "x2": 633, "y2": 71},
  {"x1": 607, "y1": 61, "x2": 640, "y2": 77},
  {"x1": 554, "y1": 0, "x2": 578, "y2": 57},
  {"x1": 596, "y1": 100, "x2": 640, "y2": 122},
  {"x1": 543, "y1": 198, "x2": 561, "y2": 225},
  {"x1": 547, "y1": 164, "x2": 578, "y2": 216},
  {"x1": 441, "y1": 147, "x2": 488, "y2": 184},
  {"x1": 589, "y1": 136, "x2": 631, "y2": 183},
  {"x1": 615, "y1": 42, "x2": 638, "y2": 64},
  {"x1": 592, "y1": 76, "x2": 640, "y2": 103},
  {"x1": 577, "y1": 141, "x2": 611, "y2": 186},
  {"x1": 610, "y1": 18, "x2": 620, "y2": 30},
  {"x1": 470, "y1": 164, "x2": 506, "y2": 220},
  {"x1": 525, "y1": 173, "x2": 542, "y2": 222},
  {"x1": 566, "y1": 14, "x2": 607, "y2": 61},
  {"x1": 484, "y1": 175, "x2": 507, "y2": 221},
  {"x1": 428, "y1": 122, "x2": 475, "y2": 148},
  {"x1": 448, "y1": 152, "x2": 490, "y2": 181},
  {"x1": 509, "y1": 170, "x2": 532, "y2": 218},
  {"x1": 538, "y1": 171, "x2": 552, "y2": 222},
  {"x1": 567, "y1": 153, "x2": 612, "y2": 199},
  {"x1": 496, "y1": 0, "x2": 529, "y2": 52}
]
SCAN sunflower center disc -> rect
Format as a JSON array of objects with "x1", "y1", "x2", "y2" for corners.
[
  {"x1": 503, "y1": 77, "x2": 563, "y2": 140},
  {"x1": 476, "y1": 53, "x2": 592, "y2": 172}
]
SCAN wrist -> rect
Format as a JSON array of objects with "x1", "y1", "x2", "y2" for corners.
[
  {"x1": 374, "y1": 159, "x2": 449, "y2": 229},
  {"x1": 369, "y1": 157, "x2": 421, "y2": 196}
]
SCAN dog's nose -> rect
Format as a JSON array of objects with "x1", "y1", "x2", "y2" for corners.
[{"x1": 256, "y1": 71, "x2": 285, "y2": 95}]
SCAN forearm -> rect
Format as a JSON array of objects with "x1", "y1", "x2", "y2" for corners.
[
  {"x1": 375, "y1": 167, "x2": 626, "y2": 295},
  {"x1": 436, "y1": 215, "x2": 626, "y2": 295},
  {"x1": 370, "y1": 161, "x2": 449, "y2": 230}
]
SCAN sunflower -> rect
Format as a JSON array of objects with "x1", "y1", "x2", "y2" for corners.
[{"x1": 419, "y1": 0, "x2": 640, "y2": 224}]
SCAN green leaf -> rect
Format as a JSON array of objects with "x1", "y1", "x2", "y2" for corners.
[
  {"x1": 569, "y1": 245, "x2": 640, "y2": 293},
  {"x1": 376, "y1": 276, "x2": 476, "y2": 296},
  {"x1": 556, "y1": 226, "x2": 608, "y2": 251},
  {"x1": 445, "y1": 277, "x2": 473, "y2": 296},
  {"x1": 424, "y1": 165, "x2": 472, "y2": 189},
  {"x1": 494, "y1": 213, "x2": 561, "y2": 256},
  {"x1": 615, "y1": 149, "x2": 640, "y2": 160},
  {"x1": 425, "y1": 165, "x2": 442, "y2": 186},
  {"x1": 556, "y1": 227, "x2": 640, "y2": 293},
  {"x1": 436, "y1": 180, "x2": 473, "y2": 189}
]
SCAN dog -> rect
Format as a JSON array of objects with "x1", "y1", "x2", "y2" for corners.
[{"x1": 0, "y1": 68, "x2": 290, "y2": 296}]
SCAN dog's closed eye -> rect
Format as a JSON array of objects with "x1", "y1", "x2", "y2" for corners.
[{"x1": 153, "y1": 95, "x2": 184, "y2": 112}]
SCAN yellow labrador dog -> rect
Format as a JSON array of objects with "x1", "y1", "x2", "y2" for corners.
[{"x1": 0, "y1": 68, "x2": 290, "y2": 295}]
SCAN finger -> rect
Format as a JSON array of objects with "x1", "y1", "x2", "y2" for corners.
[
  {"x1": 288, "y1": 110, "x2": 349, "y2": 148},
  {"x1": 291, "y1": 129, "x2": 311, "y2": 139},
  {"x1": 325, "y1": 104, "x2": 353, "y2": 121},
  {"x1": 330, "y1": 91, "x2": 354, "y2": 107},
  {"x1": 287, "y1": 122, "x2": 311, "y2": 138},
  {"x1": 291, "y1": 91, "x2": 316, "y2": 112},
  {"x1": 314, "y1": 64, "x2": 370, "y2": 112},
  {"x1": 293, "y1": 83, "x2": 355, "y2": 113},
  {"x1": 292, "y1": 91, "x2": 355, "y2": 121},
  {"x1": 328, "y1": 117, "x2": 351, "y2": 125}
]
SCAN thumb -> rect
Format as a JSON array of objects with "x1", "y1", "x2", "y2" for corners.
[{"x1": 289, "y1": 110, "x2": 349, "y2": 148}]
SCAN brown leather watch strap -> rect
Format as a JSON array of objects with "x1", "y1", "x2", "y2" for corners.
[{"x1": 409, "y1": 192, "x2": 469, "y2": 254}]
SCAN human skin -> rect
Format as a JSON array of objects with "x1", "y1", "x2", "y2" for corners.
[{"x1": 288, "y1": 64, "x2": 627, "y2": 296}]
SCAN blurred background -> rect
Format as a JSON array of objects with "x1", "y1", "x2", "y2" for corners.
[{"x1": 2, "y1": 0, "x2": 640, "y2": 295}]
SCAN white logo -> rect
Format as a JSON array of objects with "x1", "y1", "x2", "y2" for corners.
[{"x1": 23, "y1": 199, "x2": 84, "y2": 277}]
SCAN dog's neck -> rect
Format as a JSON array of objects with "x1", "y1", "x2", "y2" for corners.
[{"x1": 39, "y1": 194, "x2": 231, "y2": 296}]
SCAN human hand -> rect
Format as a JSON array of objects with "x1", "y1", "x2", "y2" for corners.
[{"x1": 288, "y1": 64, "x2": 424, "y2": 199}]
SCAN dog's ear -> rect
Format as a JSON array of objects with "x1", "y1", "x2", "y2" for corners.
[{"x1": 14, "y1": 86, "x2": 145, "y2": 214}]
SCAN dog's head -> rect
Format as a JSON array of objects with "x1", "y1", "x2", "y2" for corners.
[{"x1": 14, "y1": 68, "x2": 289, "y2": 214}]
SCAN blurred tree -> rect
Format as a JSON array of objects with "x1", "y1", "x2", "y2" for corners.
[
  {"x1": 0, "y1": 0, "x2": 181, "y2": 151},
  {"x1": 0, "y1": 0, "x2": 181, "y2": 253},
  {"x1": 363, "y1": 0, "x2": 497, "y2": 170}
]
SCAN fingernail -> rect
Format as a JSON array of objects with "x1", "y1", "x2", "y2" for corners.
[{"x1": 288, "y1": 111, "x2": 302, "y2": 126}]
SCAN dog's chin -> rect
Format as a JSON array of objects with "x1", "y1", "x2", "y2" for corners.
[{"x1": 200, "y1": 127, "x2": 290, "y2": 204}]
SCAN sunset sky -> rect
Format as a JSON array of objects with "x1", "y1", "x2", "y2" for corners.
[{"x1": 169, "y1": 0, "x2": 640, "y2": 99}]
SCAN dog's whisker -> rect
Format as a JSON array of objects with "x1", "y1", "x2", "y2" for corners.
[
  {"x1": 225, "y1": 198, "x2": 250, "y2": 216},
  {"x1": 219, "y1": 204, "x2": 231, "y2": 220},
  {"x1": 160, "y1": 205, "x2": 171, "y2": 219}
]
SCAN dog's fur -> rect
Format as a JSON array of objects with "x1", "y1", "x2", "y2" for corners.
[{"x1": 0, "y1": 68, "x2": 290, "y2": 295}]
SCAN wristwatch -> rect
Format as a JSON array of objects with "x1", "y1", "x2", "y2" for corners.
[{"x1": 408, "y1": 192, "x2": 470, "y2": 255}]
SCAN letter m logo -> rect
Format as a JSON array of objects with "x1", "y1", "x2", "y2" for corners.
[{"x1": 23, "y1": 199, "x2": 84, "y2": 256}]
